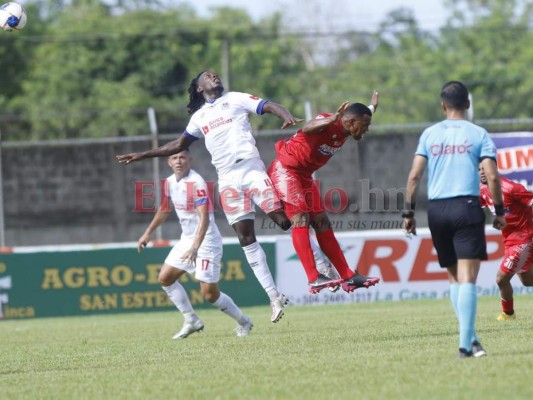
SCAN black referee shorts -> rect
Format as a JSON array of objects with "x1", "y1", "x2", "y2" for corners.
[{"x1": 427, "y1": 196, "x2": 487, "y2": 268}]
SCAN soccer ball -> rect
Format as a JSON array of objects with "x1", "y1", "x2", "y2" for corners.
[{"x1": 0, "y1": 2, "x2": 27, "y2": 31}]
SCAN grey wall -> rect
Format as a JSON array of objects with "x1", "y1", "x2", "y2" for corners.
[{"x1": 1, "y1": 132, "x2": 427, "y2": 246}]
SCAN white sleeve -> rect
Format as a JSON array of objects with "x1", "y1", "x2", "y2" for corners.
[
  {"x1": 231, "y1": 92, "x2": 265, "y2": 115},
  {"x1": 184, "y1": 114, "x2": 203, "y2": 139}
]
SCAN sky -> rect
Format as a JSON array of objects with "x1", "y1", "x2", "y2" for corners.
[{"x1": 184, "y1": 0, "x2": 449, "y2": 32}]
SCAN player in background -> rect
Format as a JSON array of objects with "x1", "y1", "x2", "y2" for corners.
[
  {"x1": 267, "y1": 95, "x2": 381, "y2": 293},
  {"x1": 479, "y1": 165, "x2": 533, "y2": 320},
  {"x1": 118, "y1": 70, "x2": 332, "y2": 323},
  {"x1": 403, "y1": 81, "x2": 506, "y2": 358},
  {"x1": 138, "y1": 150, "x2": 253, "y2": 339}
]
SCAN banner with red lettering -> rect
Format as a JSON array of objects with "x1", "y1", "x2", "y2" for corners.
[
  {"x1": 274, "y1": 228, "x2": 531, "y2": 305},
  {"x1": 492, "y1": 132, "x2": 533, "y2": 191}
]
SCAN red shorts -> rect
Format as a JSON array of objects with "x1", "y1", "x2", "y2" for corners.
[
  {"x1": 267, "y1": 159, "x2": 325, "y2": 219},
  {"x1": 500, "y1": 242, "x2": 533, "y2": 275}
]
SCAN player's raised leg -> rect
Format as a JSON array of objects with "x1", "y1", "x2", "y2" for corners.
[
  {"x1": 312, "y1": 213, "x2": 380, "y2": 292},
  {"x1": 221, "y1": 163, "x2": 288, "y2": 323},
  {"x1": 233, "y1": 219, "x2": 287, "y2": 323}
]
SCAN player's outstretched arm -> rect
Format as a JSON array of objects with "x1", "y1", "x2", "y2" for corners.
[
  {"x1": 116, "y1": 135, "x2": 195, "y2": 165},
  {"x1": 302, "y1": 101, "x2": 349, "y2": 134},
  {"x1": 370, "y1": 90, "x2": 379, "y2": 113},
  {"x1": 262, "y1": 101, "x2": 304, "y2": 129}
]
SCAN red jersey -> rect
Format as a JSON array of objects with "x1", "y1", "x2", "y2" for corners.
[
  {"x1": 274, "y1": 113, "x2": 347, "y2": 175},
  {"x1": 479, "y1": 177, "x2": 533, "y2": 245}
]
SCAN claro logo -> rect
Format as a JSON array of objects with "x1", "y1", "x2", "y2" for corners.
[{"x1": 430, "y1": 141, "x2": 473, "y2": 156}]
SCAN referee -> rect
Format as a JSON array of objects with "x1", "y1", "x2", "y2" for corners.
[{"x1": 403, "y1": 81, "x2": 506, "y2": 358}]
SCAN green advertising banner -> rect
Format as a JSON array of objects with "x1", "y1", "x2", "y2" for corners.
[{"x1": 0, "y1": 242, "x2": 275, "y2": 320}]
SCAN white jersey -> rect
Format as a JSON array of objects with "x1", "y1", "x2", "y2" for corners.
[
  {"x1": 184, "y1": 91, "x2": 266, "y2": 175},
  {"x1": 165, "y1": 169, "x2": 221, "y2": 242}
]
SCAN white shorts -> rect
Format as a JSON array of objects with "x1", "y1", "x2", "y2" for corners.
[
  {"x1": 218, "y1": 158, "x2": 282, "y2": 225},
  {"x1": 164, "y1": 237, "x2": 222, "y2": 283}
]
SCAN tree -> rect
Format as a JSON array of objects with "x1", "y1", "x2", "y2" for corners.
[
  {"x1": 2, "y1": 0, "x2": 532, "y2": 140},
  {"x1": 0, "y1": 2, "x2": 45, "y2": 136},
  {"x1": 440, "y1": 0, "x2": 533, "y2": 123},
  {"x1": 4, "y1": 1, "x2": 308, "y2": 139},
  {"x1": 9, "y1": 1, "x2": 207, "y2": 139},
  {"x1": 304, "y1": 0, "x2": 533, "y2": 126}
]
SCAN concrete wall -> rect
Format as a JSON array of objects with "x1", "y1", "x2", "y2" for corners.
[{"x1": 1, "y1": 132, "x2": 427, "y2": 246}]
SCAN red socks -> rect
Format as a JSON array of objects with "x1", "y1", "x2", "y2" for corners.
[
  {"x1": 501, "y1": 298, "x2": 514, "y2": 315},
  {"x1": 292, "y1": 227, "x2": 319, "y2": 282},
  {"x1": 316, "y1": 229, "x2": 354, "y2": 279},
  {"x1": 292, "y1": 227, "x2": 355, "y2": 282}
]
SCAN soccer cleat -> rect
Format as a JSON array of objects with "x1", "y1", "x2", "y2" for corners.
[
  {"x1": 341, "y1": 274, "x2": 380, "y2": 293},
  {"x1": 471, "y1": 341, "x2": 487, "y2": 358},
  {"x1": 270, "y1": 293, "x2": 289, "y2": 323},
  {"x1": 308, "y1": 274, "x2": 344, "y2": 294},
  {"x1": 172, "y1": 319, "x2": 205, "y2": 340},
  {"x1": 328, "y1": 285, "x2": 341, "y2": 293},
  {"x1": 458, "y1": 348, "x2": 473, "y2": 358},
  {"x1": 496, "y1": 312, "x2": 516, "y2": 321},
  {"x1": 234, "y1": 315, "x2": 254, "y2": 337},
  {"x1": 319, "y1": 264, "x2": 341, "y2": 293}
]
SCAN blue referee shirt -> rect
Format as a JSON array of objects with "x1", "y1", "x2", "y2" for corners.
[{"x1": 415, "y1": 120, "x2": 497, "y2": 200}]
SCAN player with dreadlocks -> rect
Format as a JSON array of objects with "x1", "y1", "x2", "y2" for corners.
[{"x1": 116, "y1": 70, "x2": 341, "y2": 323}]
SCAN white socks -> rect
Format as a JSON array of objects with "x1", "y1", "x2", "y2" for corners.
[
  {"x1": 162, "y1": 281, "x2": 197, "y2": 323},
  {"x1": 242, "y1": 241, "x2": 280, "y2": 301},
  {"x1": 284, "y1": 226, "x2": 329, "y2": 271},
  {"x1": 164, "y1": 282, "x2": 246, "y2": 325},
  {"x1": 310, "y1": 236, "x2": 329, "y2": 271},
  {"x1": 213, "y1": 292, "x2": 244, "y2": 322}
]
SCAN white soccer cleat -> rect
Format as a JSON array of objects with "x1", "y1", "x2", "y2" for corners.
[
  {"x1": 319, "y1": 264, "x2": 342, "y2": 292},
  {"x1": 270, "y1": 293, "x2": 289, "y2": 323},
  {"x1": 320, "y1": 264, "x2": 341, "y2": 279},
  {"x1": 234, "y1": 315, "x2": 254, "y2": 337},
  {"x1": 471, "y1": 341, "x2": 487, "y2": 358},
  {"x1": 172, "y1": 319, "x2": 204, "y2": 339}
]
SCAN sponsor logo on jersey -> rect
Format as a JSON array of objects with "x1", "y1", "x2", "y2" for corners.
[
  {"x1": 317, "y1": 144, "x2": 342, "y2": 156},
  {"x1": 208, "y1": 117, "x2": 233, "y2": 130},
  {"x1": 430, "y1": 141, "x2": 472, "y2": 156}
]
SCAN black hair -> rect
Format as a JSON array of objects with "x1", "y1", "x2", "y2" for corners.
[
  {"x1": 186, "y1": 71, "x2": 207, "y2": 115},
  {"x1": 345, "y1": 103, "x2": 372, "y2": 117},
  {"x1": 440, "y1": 81, "x2": 469, "y2": 110}
]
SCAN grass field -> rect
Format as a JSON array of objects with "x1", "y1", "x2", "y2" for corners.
[{"x1": 1, "y1": 296, "x2": 532, "y2": 400}]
